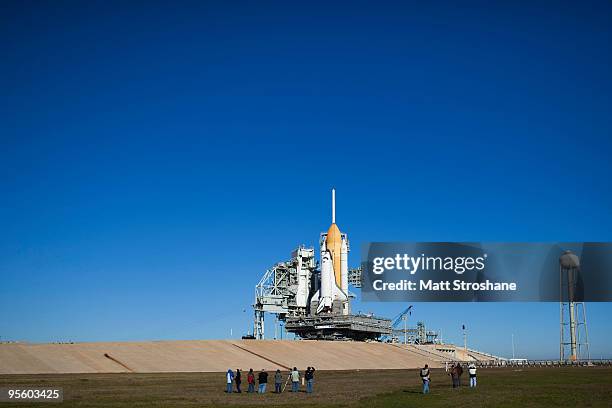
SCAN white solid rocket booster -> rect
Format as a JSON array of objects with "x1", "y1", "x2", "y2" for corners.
[{"x1": 341, "y1": 237, "x2": 348, "y2": 296}]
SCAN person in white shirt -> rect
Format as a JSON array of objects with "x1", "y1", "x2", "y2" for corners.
[
  {"x1": 420, "y1": 364, "x2": 431, "y2": 394},
  {"x1": 468, "y1": 363, "x2": 477, "y2": 388},
  {"x1": 226, "y1": 368, "x2": 234, "y2": 393},
  {"x1": 290, "y1": 367, "x2": 300, "y2": 392}
]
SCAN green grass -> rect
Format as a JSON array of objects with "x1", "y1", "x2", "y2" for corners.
[
  {"x1": 1, "y1": 367, "x2": 611, "y2": 407},
  {"x1": 365, "y1": 367, "x2": 612, "y2": 408}
]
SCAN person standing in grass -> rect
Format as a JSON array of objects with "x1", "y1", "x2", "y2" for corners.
[
  {"x1": 305, "y1": 366, "x2": 316, "y2": 393},
  {"x1": 456, "y1": 363, "x2": 463, "y2": 387},
  {"x1": 274, "y1": 369, "x2": 283, "y2": 393},
  {"x1": 247, "y1": 369, "x2": 255, "y2": 393},
  {"x1": 258, "y1": 369, "x2": 268, "y2": 393},
  {"x1": 235, "y1": 368, "x2": 242, "y2": 393},
  {"x1": 449, "y1": 364, "x2": 459, "y2": 388},
  {"x1": 225, "y1": 368, "x2": 234, "y2": 393},
  {"x1": 290, "y1": 367, "x2": 300, "y2": 392},
  {"x1": 420, "y1": 364, "x2": 431, "y2": 394},
  {"x1": 468, "y1": 363, "x2": 477, "y2": 388}
]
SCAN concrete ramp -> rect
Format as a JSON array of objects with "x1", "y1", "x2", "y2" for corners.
[
  {"x1": 234, "y1": 340, "x2": 443, "y2": 371},
  {"x1": 0, "y1": 340, "x2": 447, "y2": 374}
]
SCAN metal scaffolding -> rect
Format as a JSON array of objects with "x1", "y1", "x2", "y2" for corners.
[
  {"x1": 348, "y1": 266, "x2": 362, "y2": 288},
  {"x1": 253, "y1": 246, "x2": 317, "y2": 339}
]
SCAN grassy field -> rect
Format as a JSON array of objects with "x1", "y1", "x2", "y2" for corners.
[{"x1": 1, "y1": 367, "x2": 611, "y2": 407}]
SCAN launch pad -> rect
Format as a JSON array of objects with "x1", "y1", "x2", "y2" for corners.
[
  {"x1": 253, "y1": 244, "x2": 392, "y2": 341},
  {"x1": 253, "y1": 189, "x2": 391, "y2": 340},
  {"x1": 284, "y1": 313, "x2": 392, "y2": 341}
]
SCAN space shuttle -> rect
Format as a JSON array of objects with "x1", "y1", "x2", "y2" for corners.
[{"x1": 311, "y1": 188, "x2": 350, "y2": 315}]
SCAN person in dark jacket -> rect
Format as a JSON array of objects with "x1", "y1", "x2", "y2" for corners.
[
  {"x1": 420, "y1": 364, "x2": 430, "y2": 394},
  {"x1": 247, "y1": 369, "x2": 255, "y2": 393},
  {"x1": 235, "y1": 369, "x2": 242, "y2": 393},
  {"x1": 258, "y1": 369, "x2": 268, "y2": 393},
  {"x1": 305, "y1": 366, "x2": 316, "y2": 393},
  {"x1": 456, "y1": 363, "x2": 463, "y2": 387},
  {"x1": 449, "y1": 364, "x2": 459, "y2": 388},
  {"x1": 274, "y1": 369, "x2": 283, "y2": 393}
]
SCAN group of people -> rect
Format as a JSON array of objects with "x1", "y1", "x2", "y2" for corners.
[
  {"x1": 225, "y1": 366, "x2": 316, "y2": 394},
  {"x1": 419, "y1": 362, "x2": 478, "y2": 394},
  {"x1": 448, "y1": 362, "x2": 478, "y2": 388},
  {"x1": 227, "y1": 362, "x2": 477, "y2": 395}
]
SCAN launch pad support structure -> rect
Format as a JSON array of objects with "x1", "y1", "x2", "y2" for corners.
[
  {"x1": 253, "y1": 189, "x2": 391, "y2": 340},
  {"x1": 284, "y1": 313, "x2": 391, "y2": 341}
]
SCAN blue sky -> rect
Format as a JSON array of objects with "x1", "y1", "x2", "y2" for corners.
[{"x1": 1, "y1": 1, "x2": 611, "y2": 359}]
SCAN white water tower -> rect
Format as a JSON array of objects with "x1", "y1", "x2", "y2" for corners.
[{"x1": 559, "y1": 250, "x2": 590, "y2": 362}]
